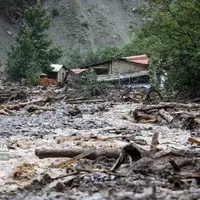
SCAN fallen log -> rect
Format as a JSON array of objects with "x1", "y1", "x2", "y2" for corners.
[
  {"x1": 66, "y1": 99, "x2": 105, "y2": 104},
  {"x1": 57, "y1": 147, "x2": 96, "y2": 168},
  {"x1": 155, "y1": 148, "x2": 200, "y2": 158},
  {"x1": 170, "y1": 111, "x2": 200, "y2": 118},
  {"x1": 137, "y1": 102, "x2": 200, "y2": 113},
  {"x1": 1, "y1": 97, "x2": 51, "y2": 111},
  {"x1": 158, "y1": 109, "x2": 174, "y2": 123},
  {"x1": 35, "y1": 147, "x2": 120, "y2": 160},
  {"x1": 130, "y1": 110, "x2": 157, "y2": 123},
  {"x1": 111, "y1": 143, "x2": 152, "y2": 171},
  {"x1": 136, "y1": 104, "x2": 174, "y2": 113},
  {"x1": 9, "y1": 89, "x2": 27, "y2": 101},
  {"x1": 0, "y1": 110, "x2": 9, "y2": 115},
  {"x1": 188, "y1": 137, "x2": 200, "y2": 145},
  {"x1": 26, "y1": 105, "x2": 55, "y2": 113},
  {"x1": 159, "y1": 102, "x2": 200, "y2": 109},
  {"x1": 66, "y1": 97, "x2": 87, "y2": 102}
]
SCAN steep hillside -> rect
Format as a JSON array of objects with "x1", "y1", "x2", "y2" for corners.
[
  {"x1": 0, "y1": 0, "x2": 143, "y2": 70},
  {"x1": 45, "y1": 0, "x2": 142, "y2": 50},
  {"x1": 0, "y1": 16, "x2": 16, "y2": 69}
]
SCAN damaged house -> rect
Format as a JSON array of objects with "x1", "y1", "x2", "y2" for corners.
[
  {"x1": 40, "y1": 64, "x2": 67, "y2": 86},
  {"x1": 47, "y1": 64, "x2": 67, "y2": 83},
  {"x1": 79, "y1": 55, "x2": 149, "y2": 83}
]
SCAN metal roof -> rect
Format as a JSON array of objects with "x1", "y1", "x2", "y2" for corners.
[
  {"x1": 122, "y1": 55, "x2": 148, "y2": 65},
  {"x1": 70, "y1": 68, "x2": 88, "y2": 74},
  {"x1": 51, "y1": 64, "x2": 65, "y2": 72},
  {"x1": 40, "y1": 73, "x2": 48, "y2": 76}
]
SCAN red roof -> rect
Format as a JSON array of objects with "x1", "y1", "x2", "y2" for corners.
[
  {"x1": 123, "y1": 55, "x2": 148, "y2": 65},
  {"x1": 70, "y1": 68, "x2": 88, "y2": 75}
]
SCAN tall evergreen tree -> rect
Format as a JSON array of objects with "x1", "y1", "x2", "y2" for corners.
[{"x1": 6, "y1": 0, "x2": 62, "y2": 84}]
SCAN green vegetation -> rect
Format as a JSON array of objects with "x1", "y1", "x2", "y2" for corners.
[
  {"x1": 6, "y1": 0, "x2": 62, "y2": 84},
  {"x1": 61, "y1": 42, "x2": 142, "y2": 69},
  {"x1": 62, "y1": 46, "x2": 122, "y2": 68},
  {"x1": 70, "y1": 71, "x2": 107, "y2": 96},
  {"x1": 5, "y1": 0, "x2": 198, "y2": 96},
  {"x1": 133, "y1": 0, "x2": 200, "y2": 96},
  {"x1": 63, "y1": 0, "x2": 200, "y2": 97},
  {"x1": 84, "y1": 72, "x2": 107, "y2": 96}
]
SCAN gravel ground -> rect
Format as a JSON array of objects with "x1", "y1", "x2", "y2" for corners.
[{"x1": 0, "y1": 100, "x2": 199, "y2": 200}]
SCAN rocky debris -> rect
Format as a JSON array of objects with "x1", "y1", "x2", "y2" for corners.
[
  {"x1": 0, "y1": 86, "x2": 27, "y2": 103},
  {"x1": 0, "y1": 85, "x2": 200, "y2": 200},
  {"x1": 27, "y1": 134, "x2": 200, "y2": 200},
  {"x1": 129, "y1": 102, "x2": 200, "y2": 130},
  {"x1": 120, "y1": 86, "x2": 149, "y2": 103}
]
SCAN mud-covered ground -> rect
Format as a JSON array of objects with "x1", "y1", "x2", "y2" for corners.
[{"x1": 0, "y1": 87, "x2": 200, "y2": 200}]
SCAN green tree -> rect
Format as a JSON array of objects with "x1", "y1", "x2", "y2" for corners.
[
  {"x1": 133, "y1": 0, "x2": 200, "y2": 96},
  {"x1": 6, "y1": 0, "x2": 62, "y2": 84}
]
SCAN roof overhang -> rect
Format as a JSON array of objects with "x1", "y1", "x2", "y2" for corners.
[
  {"x1": 121, "y1": 55, "x2": 148, "y2": 65},
  {"x1": 51, "y1": 64, "x2": 66, "y2": 72}
]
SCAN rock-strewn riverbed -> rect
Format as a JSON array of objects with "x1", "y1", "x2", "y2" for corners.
[{"x1": 0, "y1": 94, "x2": 200, "y2": 200}]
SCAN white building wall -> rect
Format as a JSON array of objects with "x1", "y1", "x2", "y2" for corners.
[
  {"x1": 111, "y1": 60, "x2": 147, "y2": 74},
  {"x1": 57, "y1": 67, "x2": 66, "y2": 82}
]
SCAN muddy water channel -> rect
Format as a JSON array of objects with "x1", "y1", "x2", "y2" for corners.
[{"x1": 0, "y1": 101, "x2": 199, "y2": 200}]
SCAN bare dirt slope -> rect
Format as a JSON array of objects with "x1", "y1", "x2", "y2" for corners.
[
  {"x1": 0, "y1": 0, "x2": 142, "y2": 70},
  {"x1": 0, "y1": 16, "x2": 16, "y2": 69},
  {"x1": 45, "y1": 0, "x2": 141, "y2": 50}
]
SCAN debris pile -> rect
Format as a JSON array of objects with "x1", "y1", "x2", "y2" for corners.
[
  {"x1": 29, "y1": 133, "x2": 200, "y2": 200},
  {"x1": 0, "y1": 86, "x2": 28, "y2": 103},
  {"x1": 0, "y1": 84, "x2": 200, "y2": 200},
  {"x1": 130, "y1": 102, "x2": 200, "y2": 129}
]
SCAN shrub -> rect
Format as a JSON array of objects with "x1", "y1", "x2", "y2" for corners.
[{"x1": 84, "y1": 72, "x2": 107, "y2": 96}]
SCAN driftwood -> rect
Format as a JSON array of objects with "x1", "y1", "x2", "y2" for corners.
[
  {"x1": 150, "y1": 132, "x2": 159, "y2": 153},
  {"x1": 136, "y1": 104, "x2": 174, "y2": 113},
  {"x1": 26, "y1": 105, "x2": 55, "y2": 113},
  {"x1": 158, "y1": 109, "x2": 173, "y2": 123},
  {"x1": 0, "y1": 97, "x2": 51, "y2": 111},
  {"x1": 111, "y1": 132, "x2": 200, "y2": 172},
  {"x1": 132, "y1": 101, "x2": 200, "y2": 129},
  {"x1": 188, "y1": 137, "x2": 200, "y2": 145},
  {"x1": 137, "y1": 102, "x2": 200, "y2": 113},
  {"x1": 111, "y1": 143, "x2": 152, "y2": 171},
  {"x1": 57, "y1": 147, "x2": 96, "y2": 168},
  {"x1": 155, "y1": 148, "x2": 200, "y2": 158},
  {"x1": 66, "y1": 99, "x2": 105, "y2": 104},
  {"x1": 0, "y1": 87, "x2": 29, "y2": 103},
  {"x1": 9, "y1": 89, "x2": 27, "y2": 101},
  {"x1": 54, "y1": 85, "x2": 68, "y2": 100},
  {"x1": 66, "y1": 97, "x2": 87, "y2": 102},
  {"x1": 159, "y1": 102, "x2": 200, "y2": 109},
  {"x1": 35, "y1": 147, "x2": 120, "y2": 160},
  {"x1": 130, "y1": 110, "x2": 157, "y2": 123},
  {"x1": 170, "y1": 111, "x2": 200, "y2": 118},
  {"x1": 169, "y1": 159, "x2": 180, "y2": 172},
  {"x1": 0, "y1": 110, "x2": 9, "y2": 115}
]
